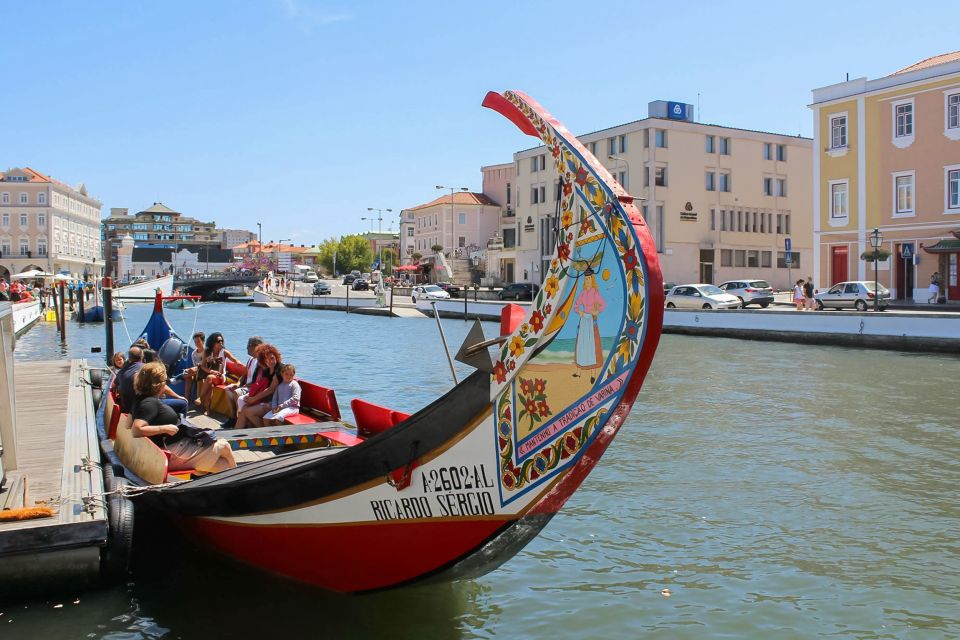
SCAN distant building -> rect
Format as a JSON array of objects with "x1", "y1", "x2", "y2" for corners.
[
  {"x1": 0, "y1": 167, "x2": 103, "y2": 281},
  {"x1": 811, "y1": 51, "x2": 960, "y2": 301},
  {"x1": 231, "y1": 240, "x2": 309, "y2": 273},
  {"x1": 479, "y1": 162, "x2": 518, "y2": 283},
  {"x1": 114, "y1": 234, "x2": 234, "y2": 280},
  {"x1": 362, "y1": 232, "x2": 400, "y2": 270},
  {"x1": 219, "y1": 228, "x2": 256, "y2": 249},
  {"x1": 510, "y1": 101, "x2": 812, "y2": 288},
  {"x1": 101, "y1": 202, "x2": 235, "y2": 277}
]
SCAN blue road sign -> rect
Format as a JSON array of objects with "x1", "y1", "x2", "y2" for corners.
[
  {"x1": 901, "y1": 243, "x2": 914, "y2": 260},
  {"x1": 785, "y1": 238, "x2": 792, "y2": 253}
]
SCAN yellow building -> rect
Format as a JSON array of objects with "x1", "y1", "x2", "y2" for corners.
[
  {"x1": 811, "y1": 51, "x2": 960, "y2": 302},
  {"x1": 511, "y1": 101, "x2": 812, "y2": 289}
]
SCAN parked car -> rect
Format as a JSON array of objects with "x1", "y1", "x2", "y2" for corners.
[
  {"x1": 312, "y1": 281, "x2": 331, "y2": 295},
  {"x1": 662, "y1": 282, "x2": 677, "y2": 295},
  {"x1": 342, "y1": 274, "x2": 357, "y2": 285},
  {"x1": 665, "y1": 284, "x2": 741, "y2": 309},
  {"x1": 411, "y1": 285, "x2": 451, "y2": 303},
  {"x1": 303, "y1": 271, "x2": 319, "y2": 283},
  {"x1": 498, "y1": 283, "x2": 540, "y2": 301},
  {"x1": 717, "y1": 279, "x2": 775, "y2": 308},
  {"x1": 815, "y1": 281, "x2": 890, "y2": 311},
  {"x1": 435, "y1": 282, "x2": 462, "y2": 298},
  {"x1": 352, "y1": 278, "x2": 370, "y2": 291}
]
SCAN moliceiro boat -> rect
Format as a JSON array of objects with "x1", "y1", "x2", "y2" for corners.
[{"x1": 97, "y1": 91, "x2": 664, "y2": 593}]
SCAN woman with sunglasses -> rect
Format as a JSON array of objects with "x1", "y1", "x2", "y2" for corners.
[{"x1": 195, "y1": 332, "x2": 241, "y2": 415}]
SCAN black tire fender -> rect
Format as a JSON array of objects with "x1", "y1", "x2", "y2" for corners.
[{"x1": 100, "y1": 467, "x2": 135, "y2": 584}]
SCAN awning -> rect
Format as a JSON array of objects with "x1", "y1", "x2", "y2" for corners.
[
  {"x1": 394, "y1": 264, "x2": 420, "y2": 271},
  {"x1": 922, "y1": 239, "x2": 960, "y2": 254}
]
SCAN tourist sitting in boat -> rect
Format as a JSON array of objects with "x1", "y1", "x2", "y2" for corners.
[
  {"x1": 221, "y1": 335, "x2": 265, "y2": 429},
  {"x1": 194, "y1": 332, "x2": 241, "y2": 416},
  {"x1": 111, "y1": 351, "x2": 125, "y2": 373},
  {"x1": 181, "y1": 331, "x2": 206, "y2": 402},
  {"x1": 235, "y1": 343, "x2": 282, "y2": 429},
  {"x1": 131, "y1": 362, "x2": 236, "y2": 474},
  {"x1": 115, "y1": 346, "x2": 144, "y2": 412},
  {"x1": 263, "y1": 364, "x2": 300, "y2": 426}
]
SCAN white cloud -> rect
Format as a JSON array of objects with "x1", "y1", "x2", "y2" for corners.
[{"x1": 279, "y1": 0, "x2": 354, "y2": 34}]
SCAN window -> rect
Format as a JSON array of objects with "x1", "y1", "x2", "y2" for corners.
[
  {"x1": 776, "y1": 214, "x2": 783, "y2": 234},
  {"x1": 19, "y1": 239, "x2": 29, "y2": 256},
  {"x1": 458, "y1": 236, "x2": 466, "y2": 248},
  {"x1": 776, "y1": 178, "x2": 787, "y2": 197},
  {"x1": 948, "y1": 93, "x2": 960, "y2": 132},
  {"x1": 1, "y1": 192, "x2": 8, "y2": 204},
  {"x1": 747, "y1": 250, "x2": 759, "y2": 267},
  {"x1": 616, "y1": 170, "x2": 628, "y2": 189},
  {"x1": 752, "y1": 211, "x2": 758, "y2": 233},
  {"x1": 776, "y1": 144, "x2": 786, "y2": 161},
  {"x1": 719, "y1": 137, "x2": 731, "y2": 155},
  {"x1": 763, "y1": 143, "x2": 772, "y2": 160},
  {"x1": 947, "y1": 167, "x2": 960, "y2": 211},
  {"x1": 19, "y1": 213, "x2": 27, "y2": 226},
  {"x1": 763, "y1": 177, "x2": 773, "y2": 196},
  {"x1": 531, "y1": 185, "x2": 546, "y2": 204},
  {"x1": 644, "y1": 167, "x2": 650, "y2": 187},
  {"x1": 706, "y1": 171, "x2": 716, "y2": 191},
  {"x1": 831, "y1": 115, "x2": 848, "y2": 148},
  {"x1": 589, "y1": 142, "x2": 597, "y2": 156},
  {"x1": 710, "y1": 209, "x2": 716, "y2": 231},
  {"x1": 720, "y1": 249, "x2": 732, "y2": 266},
  {"x1": 893, "y1": 172, "x2": 914, "y2": 215},
  {"x1": 406, "y1": 227, "x2": 413, "y2": 236},
  {"x1": 1, "y1": 213, "x2": 7, "y2": 226},
  {"x1": 619, "y1": 134, "x2": 627, "y2": 153},
  {"x1": 785, "y1": 214, "x2": 792, "y2": 235},
  {"x1": 19, "y1": 193, "x2": 28, "y2": 204},
  {"x1": 705, "y1": 135, "x2": 715, "y2": 153},
  {"x1": 761, "y1": 251, "x2": 772, "y2": 268},
  {"x1": 830, "y1": 181, "x2": 848, "y2": 219},
  {"x1": 895, "y1": 102, "x2": 913, "y2": 137},
  {"x1": 0, "y1": 241, "x2": 9, "y2": 255},
  {"x1": 777, "y1": 252, "x2": 801, "y2": 268},
  {"x1": 38, "y1": 193, "x2": 46, "y2": 204},
  {"x1": 458, "y1": 213, "x2": 466, "y2": 225},
  {"x1": 643, "y1": 129, "x2": 650, "y2": 148},
  {"x1": 737, "y1": 210, "x2": 743, "y2": 232},
  {"x1": 38, "y1": 213, "x2": 45, "y2": 226},
  {"x1": 734, "y1": 250, "x2": 746, "y2": 267},
  {"x1": 760, "y1": 213, "x2": 766, "y2": 233},
  {"x1": 502, "y1": 227, "x2": 516, "y2": 248},
  {"x1": 530, "y1": 155, "x2": 545, "y2": 173},
  {"x1": 720, "y1": 172, "x2": 731, "y2": 192},
  {"x1": 37, "y1": 240, "x2": 47, "y2": 256},
  {"x1": 720, "y1": 209, "x2": 727, "y2": 231},
  {"x1": 655, "y1": 129, "x2": 667, "y2": 148},
  {"x1": 608, "y1": 137, "x2": 616, "y2": 155},
  {"x1": 654, "y1": 166, "x2": 667, "y2": 187},
  {"x1": 506, "y1": 183, "x2": 511, "y2": 205}
]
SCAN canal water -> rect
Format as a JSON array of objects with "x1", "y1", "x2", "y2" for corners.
[{"x1": 5, "y1": 303, "x2": 960, "y2": 638}]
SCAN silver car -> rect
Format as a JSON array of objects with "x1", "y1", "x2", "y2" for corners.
[
  {"x1": 411, "y1": 285, "x2": 451, "y2": 303},
  {"x1": 717, "y1": 279, "x2": 775, "y2": 308},
  {"x1": 665, "y1": 284, "x2": 741, "y2": 310},
  {"x1": 815, "y1": 281, "x2": 891, "y2": 311}
]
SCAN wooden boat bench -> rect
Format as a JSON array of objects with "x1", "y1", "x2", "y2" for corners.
[
  {"x1": 208, "y1": 360, "x2": 248, "y2": 416},
  {"x1": 350, "y1": 398, "x2": 411, "y2": 438},
  {"x1": 220, "y1": 422, "x2": 364, "y2": 450},
  {"x1": 282, "y1": 380, "x2": 342, "y2": 425}
]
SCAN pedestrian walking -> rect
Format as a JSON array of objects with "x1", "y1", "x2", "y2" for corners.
[
  {"x1": 804, "y1": 276, "x2": 816, "y2": 310},
  {"x1": 928, "y1": 272, "x2": 940, "y2": 304},
  {"x1": 793, "y1": 279, "x2": 805, "y2": 311}
]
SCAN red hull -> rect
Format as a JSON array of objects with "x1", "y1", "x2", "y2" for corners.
[{"x1": 181, "y1": 516, "x2": 514, "y2": 593}]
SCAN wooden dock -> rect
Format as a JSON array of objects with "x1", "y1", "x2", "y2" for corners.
[{"x1": 0, "y1": 359, "x2": 108, "y2": 593}]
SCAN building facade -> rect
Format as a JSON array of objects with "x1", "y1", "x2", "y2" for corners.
[
  {"x1": 115, "y1": 234, "x2": 234, "y2": 280},
  {"x1": 102, "y1": 202, "x2": 221, "y2": 277},
  {"x1": 398, "y1": 209, "x2": 416, "y2": 264},
  {"x1": 0, "y1": 167, "x2": 103, "y2": 281},
  {"x1": 479, "y1": 162, "x2": 518, "y2": 283},
  {"x1": 219, "y1": 228, "x2": 256, "y2": 249},
  {"x1": 510, "y1": 102, "x2": 812, "y2": 289},
  {"x1": 811, "y1": 52, "x2": 960, "y2": 301}
]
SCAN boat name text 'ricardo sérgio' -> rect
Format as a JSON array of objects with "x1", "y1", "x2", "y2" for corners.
[{"x1": 370, "y1": 464, "x2": 497, "y2": 520}]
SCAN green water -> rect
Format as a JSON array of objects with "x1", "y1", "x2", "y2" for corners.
[{"x1": 5, "y1": 303, "x2": 959, "y2": 638}]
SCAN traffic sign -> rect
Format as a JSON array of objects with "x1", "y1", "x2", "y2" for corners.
[
  {"x1": 901, "y1": 243, "x2": 914, "y2": 260},
  {"x1": 785, "y1": 238, "x2": 792, "y2": 253}
]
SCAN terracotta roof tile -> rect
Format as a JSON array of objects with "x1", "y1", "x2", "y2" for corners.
[
  {"x1": 405, "y1": 191, "x2": 500, "y2": 212},
  {"x1": 892, "y1": 51, "x2": 960, "y2": 75}
]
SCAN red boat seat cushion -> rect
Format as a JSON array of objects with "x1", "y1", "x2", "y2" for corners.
[
  {"x1": 351, "y1": 398, "x2": 411, "y2": 438},
  {"x1": 215, "y1": 360, "x2": 248, "y2": 388},
  {"x1": 501, "y1": 303, "x2": 525, "y2": 336},
  {"x1": 297, "y1": 380, "x2": 341, "y2": 422},
  {"x1": 284, "y1": 412, "x2": 317, "y2": 425}
]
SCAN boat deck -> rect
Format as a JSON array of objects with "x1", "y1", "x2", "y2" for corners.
[{"x1": 0, "y1": 360, "x2": 107, "y2": 561}]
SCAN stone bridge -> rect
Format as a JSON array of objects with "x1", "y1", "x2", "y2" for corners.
[{"x1": 174, "y1": 274, "x2": 261, "y2": 299}]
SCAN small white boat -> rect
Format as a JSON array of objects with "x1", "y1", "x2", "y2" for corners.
[{"x1": 114, "y1": 275, "x2": 174, "y2": 302}]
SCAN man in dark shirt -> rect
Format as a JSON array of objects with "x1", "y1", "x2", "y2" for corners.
[{"x1": 116, "y1": 347, "x2": 144, "y2": 412}]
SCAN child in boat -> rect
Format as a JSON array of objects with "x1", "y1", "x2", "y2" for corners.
[
  {"x1": 263, "y1": 364, "x2": 301, "y2": 425},
  {"x1": 181, "y1": 331, "x2": 206, "y2": 402}
]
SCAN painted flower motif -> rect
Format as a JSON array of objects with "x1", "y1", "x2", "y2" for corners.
[
  {"x1": 530, "y1": 310, "x2": 544, "y2": 333},
  {"x1": 525, "y1": 398, "x2": 538, "y2": 416},
  {"x1": 521, "y1": 323, "x2": 529, "y2": 333},
  {"x1": 493, "y1": 361, "x2": 508, "y2": 384},
  {"x1": 563, "y1": 181, "x2": 573, "y2": 196},
  {"x1": 537, "y1": 401, "x2": 550, "y2": 417},
  {"x1": 509, "y1": 336, "x2": 525, "y2": 358},
  {"x1": 534, "y1": 378, "x2": 546, "y2": 394},
  {"x1": 551, "y1": 143, "x2": 561, "y2": 158},
  {"x1": 575, "y1": 166, "x2": 588, "y2": 186},
  {"x1": 626, "y1": 319, "x2": 640, "y2": 339},
  {"x1": 551, "y1": 259, "x2": 559, "y2": 270},
  {"x1": 557, "y1": 243, "x2": 571, "y2": 261},
  {"x1": 520, "y1": 378, "x2": 533, "y2": 396},
  {"x1": 561, "y1": 211, "x2": 573, "y2": 228},
  {"x1": 508, "y1": 360, "x2": 516, "y2": 371},
  {"x1": 545, "y1": 303, "x2": 553, "y2": 314},
  {"x1": 544, "y1": 276, "x2": 559, "y2": 297},
  {"x1": 623, "y1": 247, "x2": 639, "y2": 272}
]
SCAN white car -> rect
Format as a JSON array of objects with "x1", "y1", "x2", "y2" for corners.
[
  {"x1": 815, "y1": 281, "x2": 890, "y2": 311},
  {"x1": 303, "y1": 271, "x2": 319, "y2": 283},
  {"x1": 411, "y1": 285, "x2": 451, "y2": 303},
  {"x1": 665, "y1": 284, "x2": 741, "y2": 310}
]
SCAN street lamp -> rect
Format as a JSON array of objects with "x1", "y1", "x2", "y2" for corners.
[
  {"x1": 869, "y1": 227, "x2": 883, "y2": 312},
  {"x1": 365, "y1": 207, "x2": 392, "y2": 234},
  {"x1": 436, "y1": 185, "x2": 469, "y2": 256},
  {"x1": 256, "y1": 222, "x2": 263, "y2": 270},
  {"x1": 608, "y1": 155, "x2": 630, "y2": 188}
]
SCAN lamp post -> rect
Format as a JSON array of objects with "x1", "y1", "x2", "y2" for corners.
[
  {"x1": 869, "y1": 227, "x2": 883, "y2": 312},
  {"x1": 607, "y1": 155, "x2": 630, "y2": 188},
  {"x1": 436, "y1": 185, "x2": 469, "y2": 256},
  {"x1": 256, "y1": 222, "x2": 262, "y2": 271},
  {"x1": 365, "y1": 207, "x2": 391, "y2": 234}
]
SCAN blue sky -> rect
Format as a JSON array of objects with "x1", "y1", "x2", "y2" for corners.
[{"x1": 2, "y1": 1, "x2": 956, "y2": 243}]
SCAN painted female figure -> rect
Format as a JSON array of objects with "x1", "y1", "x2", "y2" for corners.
[{"x1": 573, "y1": 268, "x2": 606, "y2": 383}]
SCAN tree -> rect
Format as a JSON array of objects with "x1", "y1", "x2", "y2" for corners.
[
  {"x1": 431, "y1": 244, "x2": 444, "y2": 253},
  {"x1": 860, "y1": 249, "x2": 891, "y2": 263},
  {"x1": 379, "y1": 247, "x2": 398, "y2": 275},
  {"x1": 411, "y1": 252, "x2": 423, "y2": 262},
  {"x1": 336, "y1": 234, "x2": 373, "y2": 273},
  {"x1": 316, "y1": 237, "x2": 339, "y2": 274}
]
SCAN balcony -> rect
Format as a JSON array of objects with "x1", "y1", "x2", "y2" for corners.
[
  {"x1": 487, "y1": 236, "x2": 504, "y2": 250},
  {"x1": 501, "y1": 208, "x2": 516, "y2": 220}
]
